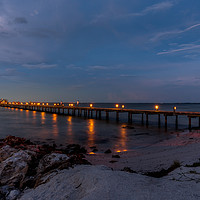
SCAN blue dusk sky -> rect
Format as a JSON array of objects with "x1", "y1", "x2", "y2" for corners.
[{"x1": 0, "y1": 0, "x2": 200, "y2": 103}]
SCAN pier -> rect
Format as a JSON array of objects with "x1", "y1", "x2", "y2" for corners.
[{"x1": 1, "y1": 102, "x2": 200, "y2": 130}]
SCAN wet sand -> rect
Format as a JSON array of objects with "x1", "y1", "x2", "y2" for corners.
[{"x1": 86, "y1": 130, "x2": 200, "y2": 172}]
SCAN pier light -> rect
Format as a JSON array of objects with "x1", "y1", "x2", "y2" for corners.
[
  {"x1": 42, "y1": 103, "x2": 44, "y2": 105},
  {"x1": 46, "y1": 103, "x2": 49, "y2": 106},
  {"x1": 57, "y1": 103, "x2": 59, "y2": 106},
  {"x1": 54, "y1": 103, "x2": 56, "y2": 106},
  {"x1": 173, "y1": 106, "x2": 177, "y2": 112},
  {"x1": 21, "y1": 102, "x2": 23, "y2": 105},
  {"x1": 37, "y1": 103, "x2": 40, "y2": 105},
  {"x1": 115, "y1": 104, "x2": 119, "y2": 108},
  {"x1": 155, "y1": 105, "x2": 159, "y2": 111},
  {"x1": 90, "y1": 104, "x2": 93, "y2": 108},
  {"x1": 122, "y1": 105, "x2": 125, "y2": 109},
  {"x1": 26, "y1": 102, "x2": 28, "y2": 105}
]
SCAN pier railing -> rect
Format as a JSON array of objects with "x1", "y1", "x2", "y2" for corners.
[{"x1": 1, "y1": 103, "x2": 200, "y2": 130}]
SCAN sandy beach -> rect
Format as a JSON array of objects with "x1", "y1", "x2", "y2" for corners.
[{"x1": 86, "y1": 129, "x2": 200, "y2": 172}]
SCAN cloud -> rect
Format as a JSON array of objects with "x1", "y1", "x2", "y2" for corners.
[
  {"x1": 22, "y1": 63, "x2": 57, "y2": 69},
  {"x1": 14, "y1": 17, "x2": 28, "y2": 24},
  {"x1": 157, "y1": 44, "x2": 200, "y2": 55},
  {"x1": 0, "y1": 68, "x2": 18, "y2": 77},
  {"x1": 123, "y1": 1, "x2": 173, "y2": 18},
  {"x1": 30, "y1": 10, "x2": 39, "y2": 17},
  {"x1": 91, "y1": 1, "x2": 174, "y2": 24},
  {"x1": 120, "y1": 74, "x2": 137, "y2": 77},
  {"x1": 151, "y1": 23, "x2": 200, "y2": 41},
  {"x1": 88, "y1": 65, "x2": 109, "y2": 70},
  {"x1": 65, "y1": 64, "x2": 83, "y2": 70}
]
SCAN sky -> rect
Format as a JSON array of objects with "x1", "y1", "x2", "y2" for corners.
[{"x1": 1, "y1": 0, "x2": 200, "y2": 103}]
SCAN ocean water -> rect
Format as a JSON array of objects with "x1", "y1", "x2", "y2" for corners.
[{"x1": 0, "y1": 103, "x2": 200, "y2": 152}]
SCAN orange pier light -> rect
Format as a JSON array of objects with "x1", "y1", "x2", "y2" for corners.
[{"x1": 155, "y1": 105, "x2": 159, "y2": 111}]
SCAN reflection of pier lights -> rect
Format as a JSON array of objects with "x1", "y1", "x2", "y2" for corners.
[
  {"x1": 66, "y1": 116, "x2": 73, "y2": 139},
  {"x1": 32, "y1": 111, "x2": 36, "y2": 120},
  {"x1": 41, "y1": 112, "x2": 46, "y2": 124},
  {"x1": 52, "y1": 114, "x2": 57, "y2": 122},
  {"x1": 52, "y1": 114, "x2": 58, "y2": 136},
  {"x1": 120, "y1": 126, "x2": 127, "y2": 152},
  {"x1": 88, "y1": 119, "x2": 95, "y2": 148}
]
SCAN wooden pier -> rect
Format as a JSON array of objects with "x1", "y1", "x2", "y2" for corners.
[{"x1": 1, "y1": 103, "x2": 200, "y2": 130}]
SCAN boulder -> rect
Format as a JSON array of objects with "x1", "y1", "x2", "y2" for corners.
[
  {"x1": 0, "y1": 145, "x2": 18, "y2": 162},
  {"x1": 34, "y1": 153, "x2": 70, "y2": 188},
  {"x1": 6, "y1": 189, "x2": 20, "y2": 200},
  {"x1": 36, "y1": 153, "x2": 70, "y2": 175},
  {"x1": 0, "y1": 150, "x2": 32, "y2": 187}
]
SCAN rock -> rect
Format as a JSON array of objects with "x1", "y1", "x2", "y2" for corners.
[
  {"x1": 121, "y1": 167, "x2": 136, "y2": 173},
  {"x1": 64, "y1": 144, "x2": 87, "y2": 155},
  {"x1": 89, "y1": 146, "x2": 96, "y2": 149},
  {"x1": 92, "y1": 148, "x2": 98, "y2": 152},
  {"x1": 0, "y1": 145, "x2": 18, "y2": 162},
  {"x1": 6, "y1": 189, "x2": 20, "y2": 200},
  {"x1": 3, "y1": 136, "x2": 27, "y2": 147},
  {"x1": 0, "y1": 185, "x2": 15, "y2": 196},
  {"x1": 0, "y1": 150, "x2": 32, "y2": 187},
  {"x1": 34, "y1": 153, "x2": 70, "y2": 188},
  {"x1": 36, "y1": 153, "x2": 70, "y2": 175},
  {"x1": 112, "y1": 155, "x2": 120, "y2": 158},
  {"x1": 109, "y1": 160, "x2": 118, "y2": 163},
  {"x1": 104, "y1": 149, "x2": 112, "y2": 154}
]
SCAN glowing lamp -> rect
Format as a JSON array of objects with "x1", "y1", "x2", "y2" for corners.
[
  {"x1": 54, "y1": 103, "x2": 56, "y2": 106},
  {"x1": 90, "y1": 104, "x2": 93, "y2": 108},
  {"x1": 155, "y1": 105, "x2": 159, "y2": 111},
  {"x1": 122, "y1": 105, "x2": 125, "y2": 109},
  {"x1": 21, "y1": 102, "x2": 23, "y2": 105},
  {"x1": 173, "y1": 106, "x2": 177, "y2": 112},
  {"x1": 42, "y1": 103, "x2": 44, "y2": 105},
  {"x1": 115, "y1": 104, "x2": 119, "y2": 108},
  {"x1": 46, "y1": 103, "x2": 49, "y2": 105}
]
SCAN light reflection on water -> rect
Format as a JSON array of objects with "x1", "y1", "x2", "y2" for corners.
[
  {"x1": 41, "y1": 112, "x2": 45, "y2": 125},
  {"x1": 52, "y1": 114, "x2": 58, "y2": 137},
  {"x1": 87, "y1": 119, "x2": 95, "y2": 148},
  {"x1": 0, "y1": 106, "x2": 193, "y2": 152}
]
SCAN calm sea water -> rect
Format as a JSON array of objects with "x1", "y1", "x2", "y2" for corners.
[{"x1": 0, "y1": 103, "x2": 200, "y2": 153}]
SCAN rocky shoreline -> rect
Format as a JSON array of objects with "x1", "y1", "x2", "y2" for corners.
[
  {"x1": 1, "y1": 135, "x2": 200, "y2": 199},
  {"x1": 0, "y1": 136, "x2": 90, "y2": 200}
]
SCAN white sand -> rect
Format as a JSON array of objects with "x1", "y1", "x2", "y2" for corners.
[
  {"x1": 19, "y1": 165, "x2": 200, "y2": 200},
  {"x1": 19, "y1": 130, "x2": 200, "y2": 200}
]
